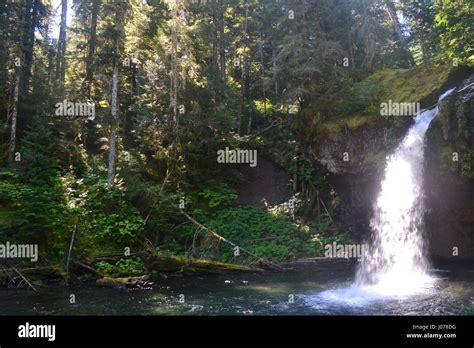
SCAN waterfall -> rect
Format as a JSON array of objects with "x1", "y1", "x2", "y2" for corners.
[
  {"x1": 355, "y1": 88, "x2": 456, "y2": 296},
  {"x1": 311, "y1": 88, "x2": 457, "y2": 306}
]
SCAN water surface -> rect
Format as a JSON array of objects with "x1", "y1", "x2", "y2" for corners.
[{"x1": 1, "y1": 262, "x2": 473, "y2": 315}]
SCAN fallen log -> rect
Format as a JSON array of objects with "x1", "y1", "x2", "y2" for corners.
[
  {"x1": 72, "y1": 260, "x2": 103, "y2": 278},
  {"x1": 146, "y1": 254, "x2": 263, "y2": 274},
  {"x1": 93, "y1": 252, "x2": 148, "y2": 262},
  {"x1": 89, "y1": 254, "x2": 263, "y2": 277},
  {"x1": 96, "y1": 275, "x2": 153, "y2": 289}
]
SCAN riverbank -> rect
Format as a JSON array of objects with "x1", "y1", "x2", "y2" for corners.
[
  {"x1": 2, "y1": 254, "x2": 472, "y2": 293},
  {"x1": 0, "y1": 254, "x2": 262, "y2": 290}
]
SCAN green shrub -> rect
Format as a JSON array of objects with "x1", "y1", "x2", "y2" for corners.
[
  {"x1": 94, "y1": 257, "x2": 145, "y2": 276},
  {"x1": 198, "y1": 184, "x2": 237, "y2": 209},
  {"x1": 197, "y1": 206, "x2": 344, "y2": 262}
]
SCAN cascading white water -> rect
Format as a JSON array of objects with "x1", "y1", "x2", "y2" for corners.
[
  {"x1": 312, "y1": 89, "x2": 456, "y2": 306},
  {"x1": 354, "y1": 88, "x2": 456, "y2": 297}
]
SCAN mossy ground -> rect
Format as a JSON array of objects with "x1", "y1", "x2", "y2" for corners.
[{"x1": 312, "y1": 65, "x2": 454, "y2": 138}]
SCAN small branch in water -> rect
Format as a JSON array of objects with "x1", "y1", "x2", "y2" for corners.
[{"x1": 10, "y1": 265, "x2": 37, "y2": 292}]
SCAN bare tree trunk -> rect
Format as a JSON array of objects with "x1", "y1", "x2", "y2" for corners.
[
  {"x1": 107, "y1": 60, "x2": 119, "y2": 185},
  {"x1": 164, "y1": 1, "x2": 180, "y2": 188},
  {"x1": 345, "y1": 3, "x2": 355, "y2": 72},
  {"x1": 107, "y1": 3, "x2": 125, "y2": 185},
  {"x1": 218, "y1": 6, "x2": 226, "y2": 82},
  {"x1": 56, "y1": 0, "x2": 67, "y2": 83},
  {"x1": 86, "y1": 0, "x2": 99, "y2": 98},
  {"x1": 361, "y1": 0, "x2": 375, "y2": 72},
  {"x1": 6, "y1": 2, "x2": 21, "y2": 163},
  {"x1": 259, "y1": 36, "x2": 266, "y2": 118},
  {"x1": 169, "y1": 5, "x2": 178, "y2": 144},
  {"x1": 247, "y1": 108, "x2": 252, "y2": 134},
  {"x1": 8, "y1": 75, "x2": 20, "y2": 163},
  {"x1": 272, "y1": 41, "x2": 277, "y2": 95},
  {"x1": 211, "y1": 8, "x2": 219, "y2": 108},
  {"x1": 47, "y1": 45, "x2": 54, "y2": 94},
  {"x1": 237, "y1": 3, "x2": 249, "y2": 135},
  {"x1": 385, "y1": 0, "x2": 414, "y2": 65},
  {"x1": 421, "y1": 41, "x2": 430, "y2": 65},
  {"x1": 385, "y1": 0, "x2": 404, "y2": 43},
  {"x1": 211, "y1": 10, "x2": 219, "y2": 82},
  {"x1": 21, "y1": 0, "x2": 37, "y2": 97},
  {"x1": 316, "y1": 190, "x2": 321, "y2": 223}
]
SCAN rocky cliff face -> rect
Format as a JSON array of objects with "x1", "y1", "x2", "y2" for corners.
[
  {"x1": 425, "y1": 76, "x2": 474, "y2": 257},
  {"x1": 303, "y1": 115, "x2": 411, "y2": 240},
  {"x1": 297, "y1": 65, "x2": 473, "y2": 257}
]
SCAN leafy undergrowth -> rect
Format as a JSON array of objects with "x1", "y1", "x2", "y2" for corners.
[
  {"x1": 175, "y1": 205, "x2": 347, "y2": 263},
  {"x1": 95, "y1": 257, "x2": 146, "y2": 277}
]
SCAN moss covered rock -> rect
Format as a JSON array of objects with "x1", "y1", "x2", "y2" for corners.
[
  {"x1": 424, "y1": 74, "x2": 474, "y2": 257},
  {"x1": 297, "y1": 65, "x2": 466, "y2": 176}
]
